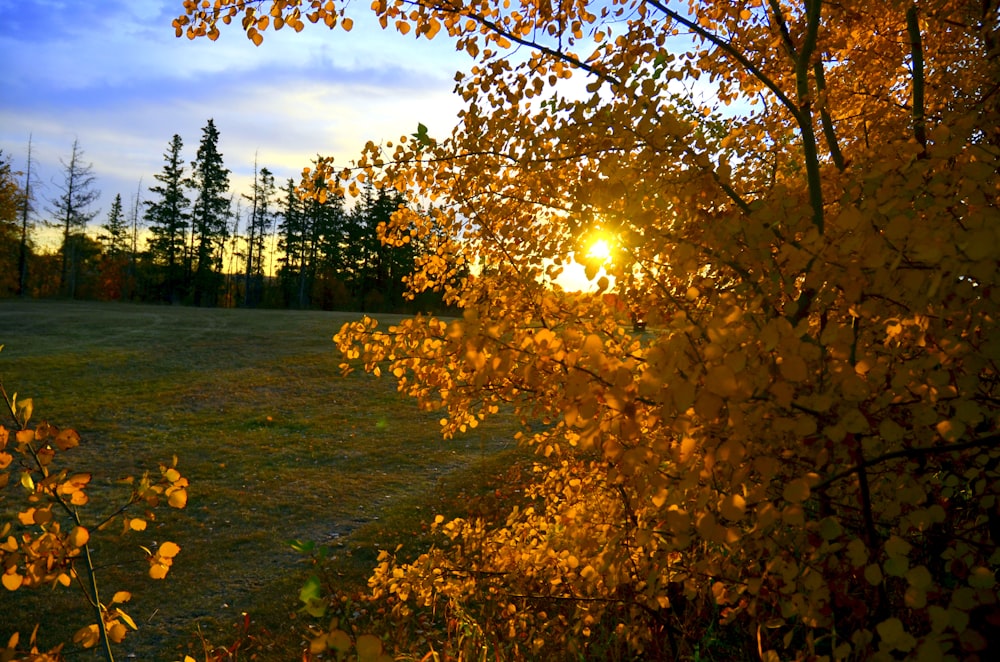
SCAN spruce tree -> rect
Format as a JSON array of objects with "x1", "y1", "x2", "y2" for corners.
[
  {"x1": 276, "y1": 178, "x2": 304, "y2": 307},
  {"x1": 189, "y1": 118, "x2": 231, "y2": 306},
  {"x1": 99, "y1": 193, "x2": 129, "y2": 258},
  {"x1": 145, "y1": 134, "x2": 190, "y2": 302},
  {"x1": 276, "y1": 164, "x2": 346, "y2": 309},
  {"x1": 97, "y1": 194, "x2": 131, "y2": 300},
  {"x1": 345, "y1": 185, "x2": 412, "y2": 312},
  {"x1": 48, "y1": 139, "x2": 100, "y2": 298}
]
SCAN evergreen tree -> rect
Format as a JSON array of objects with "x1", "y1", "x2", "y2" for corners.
[
  {"x1": 276, "y1": 163, "x2": 347, "y2": 309},
  {"x1": 303, "y1": 170, "x2": 347, "y2": 309},
  {"x1": 48, "y1": 139, "x2": 100, "y2": 298},
  {"x1": 145, "y1": 134, "x2": 190, "y2": 303},
  {"x1": 242, "y1": 160, "x2": 275, "y2": 307},
  {"x1": 189, "y1": 118, "x2": 231, "y2": 306},
  {"x1": 99, "y1": 193, "x2": 129, "y2": 258},
  {"x1": 345, "y1": 185, "x2": 413, "y2": 312},
  {"x1": 276, "y1": 177, "x2": 305, "y2": 307}
]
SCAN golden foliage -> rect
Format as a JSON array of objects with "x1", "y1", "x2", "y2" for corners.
[
  {"x1": 178, "y1": 0, "x2": 1000, "y2": 658},
  {"x1": 0, "y1": 377, "x2": 188, "y2": 657}
]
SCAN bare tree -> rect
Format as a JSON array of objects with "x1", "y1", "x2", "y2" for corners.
[
  {"x1": 17, "y1": 136, "x2": 36, "y2": 297},
  {"x1": 48, "y1": 139, "x2": 100, "y2": 297}
]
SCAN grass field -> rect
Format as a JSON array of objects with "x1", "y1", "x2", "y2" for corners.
[{"x1": 0, "y1": 300, "x2": 526, "y2": 660}]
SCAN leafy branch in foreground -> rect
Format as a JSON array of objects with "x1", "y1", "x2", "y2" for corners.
[
  {"x1": 0, "y1": 357, "x2": 189, "y2": 661},
  {"x1": 181, "y1": 0, "x2": 999, "y2": 659}
]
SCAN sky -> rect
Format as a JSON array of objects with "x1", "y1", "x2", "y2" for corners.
[{"x1": 0, "y1": 0, "x2": 469, "y2": 244}]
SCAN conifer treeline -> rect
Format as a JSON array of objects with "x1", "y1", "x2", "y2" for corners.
[{"x1": 0, "y1": 121, "x2": 452, "y2": 313}]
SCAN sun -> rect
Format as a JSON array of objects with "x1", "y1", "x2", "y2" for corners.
[{"x1": 586, "y1": 238, "x2": 613, "y2": 262}]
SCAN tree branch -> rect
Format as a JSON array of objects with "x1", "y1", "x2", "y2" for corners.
[
  {"x1": 813, "y1": 60, "x2": 846, "y2": 170},
  {"x1": 645, "y1": 0, "x2": 801, "y2": 122},
  {"x1": 814, "y1": 434, "x2": 1000, "y2": 492},
  {"x1": 906, "y1": 4, "x2": 927, "y2": 152}
]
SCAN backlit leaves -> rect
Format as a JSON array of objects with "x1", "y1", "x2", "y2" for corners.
[
  {"x1": 147, "y1": 541, "x2": 181, "y2": 580},
  {"x1": 0, "y1": 384, "x2": 189, "y2": 652},
  {"x1": 179, "y1": 0, "x2": 1000, "y2": 658}
]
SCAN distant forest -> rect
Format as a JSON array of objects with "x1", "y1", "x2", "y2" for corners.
[{"x1": 0, "y1": 121, "x2": 456, "y2": 313}]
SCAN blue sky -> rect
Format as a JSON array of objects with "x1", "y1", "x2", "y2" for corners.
[{"x1": 1, "y1": 0, "x2": 467, "y2": 238}]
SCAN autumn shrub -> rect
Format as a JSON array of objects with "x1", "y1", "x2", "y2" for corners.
[
  {"x1": 179, "y1": 0, "x2": 999, "y2": 659},
  {"x1": 0, "y1": 369, "x2": 188, "y2": 660}
]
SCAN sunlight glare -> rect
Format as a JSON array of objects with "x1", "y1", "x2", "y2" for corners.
[{"x1": 587, "y1": 238, "x2": 613, "y2": 263}]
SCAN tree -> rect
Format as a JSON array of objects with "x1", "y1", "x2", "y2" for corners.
[
  {"x1": 145, "y1": 134, "x2": 190, "y2": 303},
  {"x1": 242, "y1": 158, "x2": 275, "y2": 307},
  {"x1": 343, "y1": 184, "x2": 415, "y2": 312},
  {"x1": 180, "y1": 1, "x2": 1000, "y2": 659},
  {"x1": 276, "y1": 161, "x2": 348, "y2": 309},
  {"x1": 99, "y1": 194, "x2": 129, "y2": 258},
  {"x1": 48, "y1": 139, "x2": 100, "y2": 298},
  {"x1": 125, "y1": 179, "x2": 144, "y2": 301},
  {"x1": 275, "y1": 177, "x2": 306, "y2": 307},
  {"x1": 17, "y1": 137, "x2": 36, "y2": 297},
  {"x1": 97, "y1": 194, "x2": 131, "y2": 300},
  {"x1": 188, "y1": 119, "x2": 231, "y2": 306},
  {"x1": 0, "y1": 149, "x2": 27, "y2": 297}
]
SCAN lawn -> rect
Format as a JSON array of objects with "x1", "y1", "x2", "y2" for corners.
[{"x1": 0, "y1": 299, "x2": 526, "y2": 660}]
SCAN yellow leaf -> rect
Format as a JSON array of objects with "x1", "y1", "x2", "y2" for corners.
[
  {"x1": 116, "y1": 608, "x2": 138, "y2": 630},
  {"x1": 54, "y1": 428, "x2": 80, "y2": 450},
  {"x1": 309, "y1": 635, "x2": 328, "y2": 654},
  {"x1": 778, "y1": 354, "x2": 808, "y2": 382},
  {"x1": 704, "y1": 365, "x2": 738, "y2": 396},
  {"x1": 73, "y1": 624, "x2": 100, "y2": 648},
  {"x1": 327, "y1": 629, "x2": 351, "y2": 652},
  {"x1": 356, "y1": 633, "x2": 383, "y2": 660},
  {"x1": 884, "y1": 535, "x2": 912, "y2": 558},
  {"x1": 782, "y1": 478, "x2": 810, "y2": 504},
  {"x1": 864, "y1": 563, "x2": 883, "y2": 586},
  {"x1": 168, "y1": 488, "x2": 188, "y2": 508},
  {"x1": 15, "y1": 398, "x2": 32, "y2": 425},
  {"x1": 678, "y1": 436, "x2": 697, "y2": 463},
  {"x1": 719, "y1": 493, "x2": 746, "y2": 521},
  {"x1": 107, "y1": 622, "x2": 127, "y2": 643},
  {"x1": 112, "y1": 591, "x2": 132, "y2": 604},
  {"x1": 2, "y1": 569, "x2": 24, "y2": 591},
  {"x1": 905, "y1": 565, "x2": 932, "y2": 589},
  {"x1": 969, "y1": 566, "x2": 996, "y2": 588},
  {"x1": 68, "y1": 526, "x2": 90, "y2": 548},
  {"x1": 158, "y1": 541, "x2": 181, "y2": 558},
  {"x1": 342, "y1": 17, "x2": 354, "y2": 31},
  {"x1": 129, "y1": 518, "x2": 147, "y2": 532}
]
